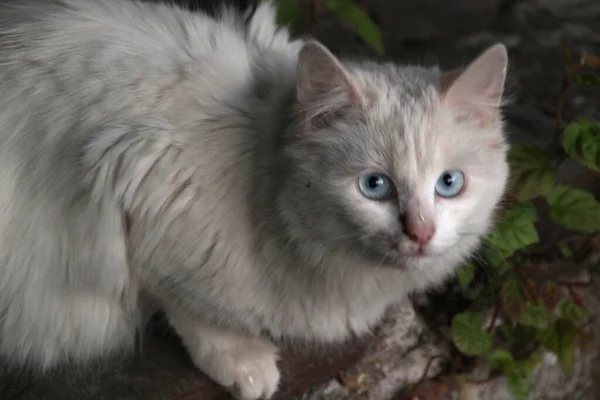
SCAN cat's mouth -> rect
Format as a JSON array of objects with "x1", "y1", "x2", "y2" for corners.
[
  {"x1": 385, "y1": 236, "x2": 436, "y2": 258},
  {"x1": 367, "y1": 235, "x2": 442, "y2": 268}
]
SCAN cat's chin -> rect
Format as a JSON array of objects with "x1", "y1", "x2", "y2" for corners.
[
  {"x1": 404, "y1": 253, "x2": 438, "y2": 265},
  {"x1": 378, "y1": 249, "x2": 444, "y2": 271}
]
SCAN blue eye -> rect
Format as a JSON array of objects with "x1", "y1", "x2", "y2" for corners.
[
  {"x1": 358, "y1": 173, "x2": 394, "y2": 200},
  {"x1": 435, "y1": 170, "x2": 465, "y2": 198}
]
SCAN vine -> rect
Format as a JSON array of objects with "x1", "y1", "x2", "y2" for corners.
[{"x1": 450, "y1": 48, "x2": 600, "y2": 399}]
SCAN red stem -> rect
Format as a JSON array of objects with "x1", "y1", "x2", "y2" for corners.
[
  {"x1": 566, "y1": 284, "x2": 586, "y2": 309},
  {"x1": 417, "y1": 355, "x2": 445, "y2": 384},
  {"x1": 306, "y1": 0, "x2": 320, "y2": 28}
]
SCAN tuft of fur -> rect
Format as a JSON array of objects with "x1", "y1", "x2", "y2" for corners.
[{"x1": 0, "y1": 1, "x2": 510, "y2": 398}]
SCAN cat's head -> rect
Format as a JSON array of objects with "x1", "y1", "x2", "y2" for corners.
[{"x1": 279, "y1": 41, "x2": 509, "y2": 283}]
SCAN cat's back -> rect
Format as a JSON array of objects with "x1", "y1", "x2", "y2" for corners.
[
  {"x1": 0, "y1": 0, "x2": 301, "y2": 153},
  {"x1": 0, "y1": 0, "x2": 299, "y2": 191},
  {"x1": 0, "y1": 0, "x2": 302, "y2": 267},
  {"x1": 0, "y1": 0, "x2": 256, "y2": 95}
]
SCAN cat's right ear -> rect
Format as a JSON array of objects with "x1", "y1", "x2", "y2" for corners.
[{"x1": 296, "y1": 41, "x2": 363, "y2": 127}]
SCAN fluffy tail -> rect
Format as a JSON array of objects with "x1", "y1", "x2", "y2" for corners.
[{"x1": 241, "y1": 1, "x2": 301, "y2": 52}]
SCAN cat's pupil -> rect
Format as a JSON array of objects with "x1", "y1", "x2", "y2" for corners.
[
  {"x1": 368, "y1": 176, "x2": 383, "y2": 188},
  {"x1": 442, "y1": 173, "x2": 455, "y2": 186}
]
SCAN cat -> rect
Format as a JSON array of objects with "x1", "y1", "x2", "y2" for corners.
[{"x1": 0, "y1": 0, "x2": 510, "y2": 399}]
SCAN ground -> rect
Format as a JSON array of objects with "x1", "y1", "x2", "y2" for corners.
[{"x1": 0, "y1": 0, "x2": 599, "y2": 399}]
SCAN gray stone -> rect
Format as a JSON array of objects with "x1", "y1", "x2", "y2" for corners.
[{"x1": 301, "y1": 302, "x2": 450, "y2": 400}]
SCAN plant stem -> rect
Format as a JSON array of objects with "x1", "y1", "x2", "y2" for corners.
[
  {"x1": 515, "y1": 269, "x2": 540, "y2": 304},
  {"x1": 566, "y1": 284, "x2": 587, "y2": 309},
  {"x1": 551, "y1": 46, "x2": 580, "y2": 154},
  {"x1": 555, "y1": 68, "x2": 570, "y2": 136},
  {"x1": 417, "y1": 355, "x2": 446, "y2": 385},
  {"x1": 487, "y1": 296, "x2": 502, "y2": 333},
  {"x1": 306, "y1": 0, "x2": 319, "y2": 26}
]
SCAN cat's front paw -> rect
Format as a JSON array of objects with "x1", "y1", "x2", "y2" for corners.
[
  {"x1": 167, "y1": 312, "x2": 280, "y2": 400},
  {"x1": 214, "y1": 340, "x2": 280, "y2": 400}
]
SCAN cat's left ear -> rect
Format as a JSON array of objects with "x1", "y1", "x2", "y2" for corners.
[
  {"x1": 296, "y1": 41, "x2": 364, "y2": 126},
  {"x1": 440, "y1": 43, "x2": 508, "y2": 126}
]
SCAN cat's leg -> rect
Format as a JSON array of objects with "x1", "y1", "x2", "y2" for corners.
[
  {"x1": 167, "y1": 311, "x2": 280, "y2": 400},
  {"x1": 0, "y1": 288, "x2": 137, "y2": 370}
]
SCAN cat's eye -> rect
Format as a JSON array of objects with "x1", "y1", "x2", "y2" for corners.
[
  {"x1": 435, "y1": 170, "x2": 465, "y2": 198},
  {"x1": 358, "y1": 173, "x2": 394, "y2": 200}
]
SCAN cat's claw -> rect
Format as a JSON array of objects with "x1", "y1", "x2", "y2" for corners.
[
  {"x1": 226, "y1": 346, "x2": 280, "y2": 400},
  {"x1": 197, "y1": 339, "x2": 280, "y2": 400}
]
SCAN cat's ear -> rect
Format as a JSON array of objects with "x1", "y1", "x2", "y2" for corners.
[
  {"x1": 296, "y1": 41, "x2": 363, "y2": 126},
  {"x1": 440, "y1": 43, "x2": 508, "y2": 126}
]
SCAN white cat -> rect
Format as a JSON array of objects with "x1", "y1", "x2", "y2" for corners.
[{"x1": 0, "y1": 1, "x2": 509, "y2": 399}]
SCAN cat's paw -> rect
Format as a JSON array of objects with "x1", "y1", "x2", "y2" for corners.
[
  {"x1": 217, "y1": 341, "x2": 280, "y2": 400},
  {"x1": 167, "y1": 313, "x2": 280, "y2": 400}
]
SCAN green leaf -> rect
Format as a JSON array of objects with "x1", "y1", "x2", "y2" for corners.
[
  {"x1": 487, "y1": 349, "x2": 515, "y2": 372},
  {"x1": 502, "y1": 273, "x2": 527, "y2": 322},
  {"x1": 520, "y1": 302, "x2": 551, "y2": 330},
  {"x1": 482, "y1": 246, "x2": 511, "y2": 274},
  {"x1": 498, "y1": 323, "x2": 538, "y2": 352},
  {"x1": 507, "y1": 367, "x2": 530, "y2": 400},
  {"x1": 272, "y1": 0, "x2": 306, "y2": 35},
  {"x1": 562, "y1": 118, "x2": 600, "y2": 172},
  {"x1": 451, "y1": 312, "x2": 492, "y2": 357},
  {"x1": 326, "y1": 0, "x2": 384, "y2": 55},
  {"x1": 497, "y1": 322, "x2": 516, "y2": 341},
  {"x1": 547, "y1": 184, "x2": 600, "y2": 233},
  {"x1": 515, "y1": 351, "x2": 543, "y2": 377},
  {"x1": 557, "y1": 299, "x2": 591, "y2": 323},
  {"x1": 487, "y1": 202, "x2": 540, "y2": 258},
  {"x1": 537, "y1": 317, "x2": 578, "y2": 374},
  {"x1": 457, "y1": 262, "x2": 476, "y2": 290},
  {"x1": 572, "y1": 72, "x2": 600, "y2": 86},
  {"x1": 508, "y1": 144, "x2": 557, "y2": 200},
  {"x1": 558, "y1": 242, "x2": 573, "y2": 257}
]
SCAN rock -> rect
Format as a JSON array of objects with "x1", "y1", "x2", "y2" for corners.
[
  {"x1": 461, "y1": 377, "x2": 513, "y2": 400},
  {"x1": 458, "y1": 347, "x2": 595, "y2": 400},
  {"x1": 303, "y1": 302, "x2": 450, "y2": 400},
  {"x1": 301, "y1": 381, "x2": 350, "y2": 400},
  {"x1": 529, "y1": 349, "x2": 595, "y2": 400}
]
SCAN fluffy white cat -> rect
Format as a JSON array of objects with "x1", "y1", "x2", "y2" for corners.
[{"x1": 0, "y1": 1, "x2": 509, "y2": 399}]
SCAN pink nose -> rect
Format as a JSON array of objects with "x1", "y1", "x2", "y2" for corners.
[{"x1": 401, "y1": 213, "x2": 435, "y2": 246}]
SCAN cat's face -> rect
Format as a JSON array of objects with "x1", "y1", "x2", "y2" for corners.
[{"x1": 281, "y1": 42, "x2": 509, "y2": 278}]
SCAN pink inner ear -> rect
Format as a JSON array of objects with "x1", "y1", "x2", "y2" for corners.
[
  {"x1": 296, "y1": 41, "x2": 366, "y2": 129},
  {"x1": 440, "y1": 44, "x2": 508, "y2": 127},
  {"x1": 297, "y1": 42, "x2": 359, "y2": 108},
  {"x1": 443, "y1": 73, "x2": 504, "y2": 126},
  {"x1": 438, "y1": 68, "x2": 463, "y2": 95},
  {"x1": 447, "y1": 94, "x2": 501, "y2": 127}
]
